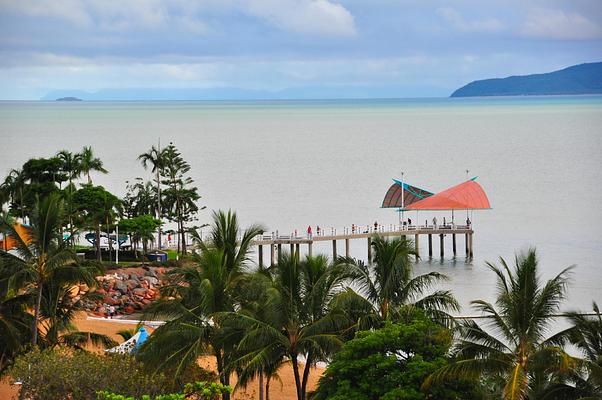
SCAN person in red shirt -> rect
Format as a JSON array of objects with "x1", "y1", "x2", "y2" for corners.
[{"x1": 307, "y1": 225, "x2": 312, "y2": 239}]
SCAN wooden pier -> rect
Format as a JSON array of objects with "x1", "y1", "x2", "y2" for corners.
[{"x1": 251, "y1": 225, "x2": 474, "y2": 266}]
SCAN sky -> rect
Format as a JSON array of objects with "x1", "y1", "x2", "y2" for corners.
[{"x1": 0, "y1": 0, "x2": 601, "y2": 99}]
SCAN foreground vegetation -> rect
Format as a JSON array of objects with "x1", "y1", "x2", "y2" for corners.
[{"x1": 1, "y1": 145, "x2": 601, "y2": 400}]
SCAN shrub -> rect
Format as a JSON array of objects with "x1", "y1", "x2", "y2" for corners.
[
  {"x1": 312, "y1": 315, "x2": 481, "y2": 400},
  {"x1": 7, "y1": 348, "x2": 213, "y2": 400},
  {"x1": 96, "y1": 381, "x2": 232, "y2": 400}
]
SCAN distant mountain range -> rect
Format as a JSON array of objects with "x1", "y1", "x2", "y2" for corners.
[
  {"x1": 40, "y1": 84, "x2": 448, "y2": 101},
  {"x1": 451, "y1": 62, "x2": 602, "y2": 97}
]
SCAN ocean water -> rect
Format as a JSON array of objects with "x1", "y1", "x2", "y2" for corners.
[{"x1": 1, "y1": 96, "x2": 601, "y2": 313}]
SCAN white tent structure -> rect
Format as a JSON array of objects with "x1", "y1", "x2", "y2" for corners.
[{"x1": 106, "y1": 326, "x2": 149, "y2": 354}]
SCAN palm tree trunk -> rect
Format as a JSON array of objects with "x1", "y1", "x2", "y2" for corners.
[
  {"x1": 258, "y1": 370, "x2": 264, "y2": 400},
  {"x1": 107, "y1": 216, "x2": 113, "y2": 262},
  {"x1": 265, "y1": 375, "x2": 271, "y2": 400},
  {"x1": 215, "y1": 350, "x2": 231, "y2": 400},
  {"x1": 291, "y1": 354, "x2": 303, "y2": 400},
  {"x1": 301, "y1": 355, "x2": 312, "y2": 400},
  {"x1": 96, "y1": 224, "x2": 102, "y2": 261},
  {"x1": 32, "y1": 282, "x2": 43, "y2": 346},
  {"x1": 156, "y1": 170, "x2": 161, "y2": 249}
]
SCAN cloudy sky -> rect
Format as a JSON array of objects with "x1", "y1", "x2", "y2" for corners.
[{"x1": 0, "y1": 0, "x2": 601, "y2": 99}]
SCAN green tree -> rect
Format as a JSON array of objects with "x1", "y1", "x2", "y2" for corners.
[
  {"x1": 426, "y1": 248, "x2": 574, "y2": 400},
  {"x1": 228, "y1": 253, "x2": 350, "y2": 400},
  {"x1": 0, "y1": 168, "x2": 27, "y2": 219},
  {"x1": 313, "y1": 314, "x2": 479, "y2": 400},
  {"x1": 137, "y1": 211, "x2": 263, "y2": 400},
  {"x1": 57, "y1": 150, "x2": 82, "y2": 244},
  {"x1": 160, "y1": 143, "x2": 201, "y2": 254},
  {"x1": 0, "y1": 194, "x2": 100, "y2": 346},
  {"x1": 546, "y1": 302, "x2": 602, "y2": 399},
  {"x1": 336, "y1": 235, "x2": 459, "y2": 329},
  {"x1": 79, "y1": 146, "x2": 107, "y2": 184},
  {"x1": 8, "y1": 348, "x2": 179, "y2": 400},
  {"x1": 138, "y1": 145, "x2": 165, "y2": 248},
  {"x1": 73, "y1": 185, "x2": 121, "y2": 261},
  {"x1": 119, "y1": 215, "x2": 162, "y2": 255}
]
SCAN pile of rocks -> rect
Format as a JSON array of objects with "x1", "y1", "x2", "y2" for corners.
[{"x1": 89, "y1": 266, "x2": 165, "y2": 316}]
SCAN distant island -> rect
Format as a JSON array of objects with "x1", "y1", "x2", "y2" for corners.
[
  {"x1": 451, "y1": 62, "x2": 602, "y2": 97},
  {"x1": 55, "y1": 96, "x2": 82, "y2": 101}
]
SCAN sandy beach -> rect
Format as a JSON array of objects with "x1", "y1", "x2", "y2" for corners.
[{"x1": 0, "y1": 314, "x2": 324, "y2": 400}]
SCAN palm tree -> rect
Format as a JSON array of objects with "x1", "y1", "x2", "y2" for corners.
[
  {"x1": 137, "y1": 211, "x2": 264, "y2": 400},
  {"x1": 227, "y1": 253, "x2": 350, "y2": 400},
  {"x1": 38, "y1": 276, "x2": 116, "y2": 350},
  {"x1": 335, "y1": 235, "x2": 459, "y2": 329},
  {"x1": 57, "y1": 150, "x2": 82, "y2": 246},
  {"x1": 79, "y1": 146, "x2": 107, "y2": 184},
  {"x1": 160, "y1": 143, "x2": 201, "y2": 254},
  {"x1": 0, "y1": 194, "x2": 99, "y2": 346},
  {"x1": 0, "y1": 168, "x2": 27, "y2": 220},
  {"x1": 426, "y1": 248, "x2": 574, "y2": 400},
  {"x1": 138, "y1": 145, "x2": 165, "y2": 248},
  {"x1": 546, "y1": 302, "x2": 602, "y2": 398}
]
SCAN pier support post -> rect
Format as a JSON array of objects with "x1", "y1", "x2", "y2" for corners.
[
  {"x1": 345, "y1": 238, "x2": 350, "y2": 258},
  {"x1": 290, "y1": 243, "x2": 294, "y2": 256},
  {"x1": 295, "y1": 243, "x2": 300, "y2": 259},
  {"x1": 308, "y1": 242, "x2": 313, "y2": 257},
  {"x1": 468, "y1": 233, "x2": 474, "y2": 258},
  {"x1": 465, "y1": 234, "x2": 469, "y2": 256},
  {"x1": 452, "y1": 234, "x2": 456, "y2": 256},
  {"x1": 428, "y1": 234, "x2": 433, "y2": 258},
  {"x1": 367, "y1": 238, "x2": 372, "y2": 264},
  {"x1": 277, "y1": 244, "x2": 282, "y2": 260},
  {"x1": 270, "y1": 244, "x2": 275, "y2": 266},
  {"x1": 258, "y1": 245, "x2": 263, "y2": 267},
  {"x1": 332, "y1": 240, "x2": 337, "y2": 259},
  {"x1": 414, "y1": 234, "x2": 420, "y2": 258},
  {"x1": 440, "y1": 234, "x2": 444, "y2": 258}
]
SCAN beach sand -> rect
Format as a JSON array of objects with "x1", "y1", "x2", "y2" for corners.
[{"x1": 0, "y1": 314, "x2": 324, "y2": 399}]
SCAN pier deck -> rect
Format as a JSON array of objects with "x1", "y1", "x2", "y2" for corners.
[{"x1": 251, "y1": 225, "x2": 475, "y2": 265}]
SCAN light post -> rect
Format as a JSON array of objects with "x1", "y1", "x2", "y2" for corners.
[
  {"x1": 115, "y1": 218, "x2": 120, "y2": 264},
  {"x1": 400, "y1": 171, "x2": 405, "y2": 228}
]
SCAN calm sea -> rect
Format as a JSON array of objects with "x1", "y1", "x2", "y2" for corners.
[{"x1": 1, "y1": 96, "x2": 601, "y2": 313}]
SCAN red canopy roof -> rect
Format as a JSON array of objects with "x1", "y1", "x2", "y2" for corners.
[{"x1": 405, "y1": 180, "x2": 490, "y2": 210}]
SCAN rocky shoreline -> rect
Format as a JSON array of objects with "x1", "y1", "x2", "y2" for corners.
[{"x1": 85, "y1": 266, "x2": 166, "y2": 316}]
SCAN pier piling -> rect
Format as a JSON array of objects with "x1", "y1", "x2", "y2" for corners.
[
  {"x1": 332, "y1": 240, "x2": 337, "y2": 259},
  {"x1": 452, "y1": 234, "x2": 456, "y2": 256},
  {"x1": 414, "y1": 234, "x2": 419, "y2": 258},
  {"x1": 428, "y1": 234, "x2": 433, "y2": 258},
  {"x1": 345, "y1": 238, "x2": 350, "y2": 258},
  {"x1": 440, "y1": 234, "x2": 444, "y2": 258},
  {"x1": 258, "y1": 245, "x2": 263, "y2": 267}
]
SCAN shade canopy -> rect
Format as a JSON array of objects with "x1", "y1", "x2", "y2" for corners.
[
  {"x1": 381, "y1": 180, "x2": 434, "y2": 209},
  {"x1": 405, "y1": 179, "x2": 491, "y2": 211}
]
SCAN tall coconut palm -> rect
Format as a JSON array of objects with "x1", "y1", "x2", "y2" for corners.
[
  {"x1": 227, "y1": 253, "x2": 350, "y2": 400},
  {"x1": 79, "y1": 146, "x2": 107, "y2": 184},
  {"x1": 0, "y1": 169, "x2": 27, "y2": 220},
  {"x1": 545, "y1": 302, "x2": 602, "y2": 398},
  {"x1": 137, "y1": 210, "x2": 264, "y2": 400},
  {"x1": 426, "y1": 248, "x2": 574, "y2": 400},
  {"x1": 138, "y1": 145, "x2": 165, "y2": 248},
  {"x1": 57, "y1": 150, "x2": 82, "y2": 245},
  {"x1": 0, "y1": 194, "x2": 99, "y2": 346},
  {"x1": 335, "y1": 235, "x2": 459, "y2": 329}
]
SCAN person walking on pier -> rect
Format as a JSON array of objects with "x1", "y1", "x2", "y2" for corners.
[
  {"x1": 432, "y1": 217, "x2": 437, "y2": 228},
  {"x1": 374, "y1": 221, "x2": 378, "y2": 232},
  {"x1": 352, "y1": 224, "x2": 356, "y2": 234},
  {"x1": 408, "y1": 218, "x2": 412, "y2": 226},
  {"x1": 307, "y1": 225, "x2": 312, "y2": 239},
  {"x1": 317, "y1": 226, "x2": 321, "y2": 236}
]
